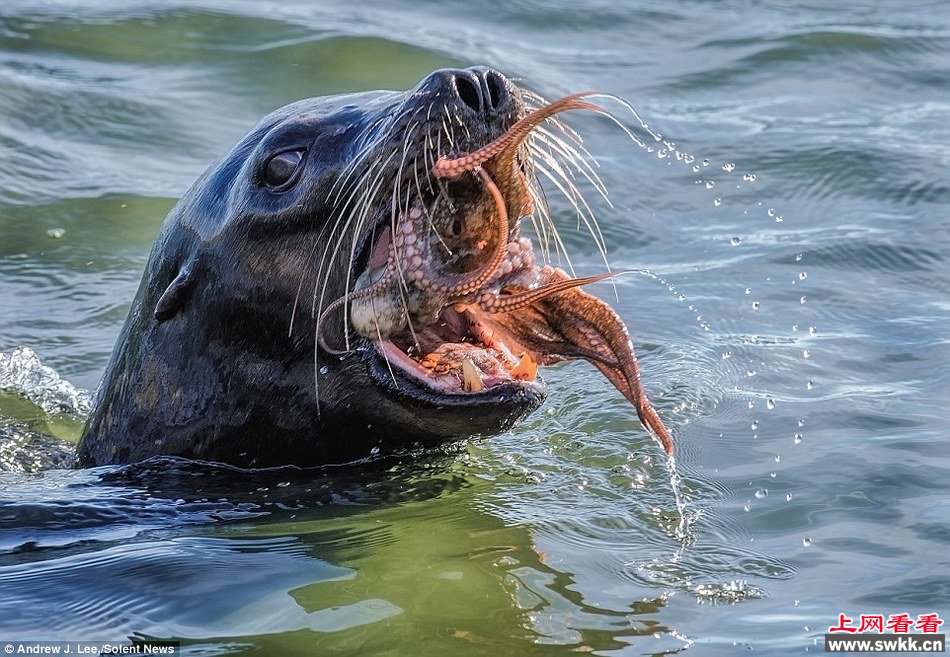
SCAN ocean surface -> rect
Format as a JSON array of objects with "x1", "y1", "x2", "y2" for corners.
[{"x1": 1, "y1": 1, "x2": 949, "y2": 654}]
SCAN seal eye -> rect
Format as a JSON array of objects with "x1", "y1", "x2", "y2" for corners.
[{"x1": 263, "y1": 149, "x2": 305, "y2": 188}]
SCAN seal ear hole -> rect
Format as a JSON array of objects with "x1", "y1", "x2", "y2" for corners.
[
  {"x1": 263, "y1": 148, "x2": 306, "y2": 189},
  {"x1": 155, "y1": 264, "x2": 198, "y2": 323}
]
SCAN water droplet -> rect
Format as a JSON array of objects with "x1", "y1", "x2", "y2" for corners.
[
  {"x1": 692, "y1": 164, "x2": 701, "y2": 173},
  {"x1": 721, "y1": 351, "x2": 732, "y2": 360},
  {"x1": 746, "y1": 370, "x2": 756, "y2": 378},
  {"x1": 705, "y1": 180, "x2": 715, "y2": 189},
  {"x1": 742, "y1": 173, "x2": 757, "y2": 182},
  {"x1": 794, "y1": 433, "x2": 803, "y2": 444},
  {"x1": 751, "y1": 420, "x2": 759, "y2": 430},
  {"x1": 775, "y1": 215, "x2": 784, "y2": 223},
  {"x1": 770, "y1": 472, "x2": 777, "y2": 478},
  {"x1": 800, "y1": 295, "x2": 807, "y2": 304},
  {"x1": 803, "y1": 349, "x2": 810, "y2": 359},
  {"x1": 774, "y1": 454, "x2": 781, "y2": 463},
  {"x1": 792, "y1": 324, "x2": 799, "y2": 332},
  {"x1": 754, "y1": 488, "x2": 768, "y2": 499},
  {"x1": 798, "y1": 271, "x2": 807, "y2": 280},
  {"x1": 319, "y1": 365, "x2": 329, "y2": 375},
  {"x1": 731, "y1": 236, "x2": 742, "y2": 246},
  {"x1": 748, "y1": 400, "x2": 755, "y2": 409},
  {"x1": 743, "y1": 503, "x2": 751, "y2": 512},
  {"x1": 806, "y1": 380, "x2": 814, "y2": 390},
  {"x1": 795, "y1": 253, "x2": 803, "y2": 262},
  {"x1": 677, "y1": 294, "x2": 686, "y2": 301},
  {"x1": 808, "y1": 326, "x2": 817, "y2": 335},
  {"x1": 46, "y1": 228, "x2": 65, "y2": 239},
  {"x1": 767, "y1": 208, "x2": 775, "y2": 217},
  {"x1": 722, "y1": 162, "x2": 736, "y2": 172},
  {"x1": 657, "y1": 148, "x2": 668, "y2": 159},
  {"x1": 752, "y1": 301, "x2": 760, "y2": 310},
  {"x1": 713, "y1": 197, "x2": 722, "y2": 207},
  {"x1": 370, "y1": 445, "x2": 381, "y2": 456},
  {"x1": 684, "y1": 154, "x2": 695, "y2": 164},
  {"x1": 798, "y1": 418, "x2": 805, "y2": 427},
  {"x1": 802, "y1": 537, "x2": 812, "y2": 547},
  {"x1": 744, "y1": 287, "x2": 751, "y2": 295},
  {"x1": 786, "y1": 493, "x2": 793, "y2": 502},
  {"x1": 702, "y1": 158, "x2": 710, "y2": 167}
]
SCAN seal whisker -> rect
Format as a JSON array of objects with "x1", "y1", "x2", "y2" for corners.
[
  {"x1": 329, "y1": 140, "x2": 376, "y2": 207},
  {"x1": 413, "y1": 153, "x2": 452, "y2": 256},
  {"x1": 545, "y1": 114, "x2": 589, "y2": 150},
  {"x1": 393, "y1": 184, "x2": 421, "y2": 351},
  {"x1": 329, "y1": 102, "x2": 425, "y2": 209},
  {"x1": 533, "y1": 159, "x2": 611, "y2": 278},
  {"x1": 289, "y1": 223, "x2": 332, "y2": 339},
  {"x1": 372, "y1": 297, "x2": 398, "y2": 386},
  {"x1": 533, "y1": 127, "x2": 611, "y2": 207},
  {"x1": 515, "y1": 143, "x2": 553, "y2": 265},
  {"x1": 522, "y1": 90, "x2": 590, "y2": 150},
  {"x1": 340, "y1": 171, "x2": 391, "y2": 347},
  {"x1": 525, "y1": 186, "x2": 553, "y2": 265},
  {"x1": 528, "y1": 164, "x2": 576, "y2": 276},
  {"x1": 529, "y1": 129, "x2": 615, "y2": 298},
  {"x1": 314, "y1": 156, "x2": 393, "y2": 356},
  {"x1": 531, "y1": 138, "x2": 608, "y2": 251}
]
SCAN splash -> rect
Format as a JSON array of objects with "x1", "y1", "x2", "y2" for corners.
[{"x1": 0, "y1": 346, "x2": 92, "y2": 416}]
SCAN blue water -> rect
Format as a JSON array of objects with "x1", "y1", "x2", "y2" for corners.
[{"x1": 1, "y1": 1, "x2": 949, "y2": 654}]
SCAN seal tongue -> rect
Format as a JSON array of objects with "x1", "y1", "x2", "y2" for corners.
[{"x1": 488, "y1": 267, "x2": 674, "y2": 455}]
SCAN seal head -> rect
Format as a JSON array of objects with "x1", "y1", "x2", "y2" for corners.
[
  {"x1": 77, "y1": 67, "x2": 672, "y2": 468},
  {"x1": 78, "y1": 68, "x2": 548, "y2": 467}
]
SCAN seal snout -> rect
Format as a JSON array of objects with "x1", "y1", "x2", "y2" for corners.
[
  {"x1": 447, "y1": 67, "x2": 515, "y2": 118},
  {"x1": 418, "y1": 66, "x2": 519, "y2": 125}
]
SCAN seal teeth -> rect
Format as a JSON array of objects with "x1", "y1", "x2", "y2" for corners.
[
  {"x1": 461, "y1": 357, "x2": 485, "y2": 392},
  {"x1": 509, "y1": 352, "x2": 538, "y2": 382}
]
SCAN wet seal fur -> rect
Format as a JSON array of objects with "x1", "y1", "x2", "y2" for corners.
[{"x1": 77, "y1": 68, "x2": 547, "y2": 468}]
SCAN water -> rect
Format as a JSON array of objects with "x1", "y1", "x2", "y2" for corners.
[{"x1": 2, "y1": 0, "x2": 949, "y2": 653}]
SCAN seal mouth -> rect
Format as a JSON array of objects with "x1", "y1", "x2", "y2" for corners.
[
  {"x1": 321, "y1": 90, "x2": 674, "y2": 454},
  {"x1": 374, "y1": 304, "x2": 542, "y2": 396}
]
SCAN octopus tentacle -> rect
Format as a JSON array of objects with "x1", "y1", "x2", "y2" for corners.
[
  {"x1": 476, "y1": 270, "x2": 624, "y2": 314},
  {"x1": 432, "y1": 93, "x2": 601, "y2": 179},
  {"x1": 538, "y1": 268, "x2": 673, "y2": 455},
  {"x1": 408, "y1": 166, "x2": 510, "y2": 298},
  {"x1": 316, "y1": 251, "x2": 397, "y2": 355}
]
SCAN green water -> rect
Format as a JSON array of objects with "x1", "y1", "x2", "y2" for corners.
[{"x1": 2, "y1": 1, "x2": 949, "y2": 655}]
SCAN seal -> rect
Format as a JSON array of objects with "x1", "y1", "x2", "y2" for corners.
[{"x1": 76, "y1": 67, "x2": 671, "y2": 468}]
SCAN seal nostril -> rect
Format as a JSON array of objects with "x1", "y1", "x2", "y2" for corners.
[
  {"x1": 485, "y1": 71, "x2": 504, "y2": 111},
  {"x1": 455, "y1": 75, "x2": 482, "y2": 113}
]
